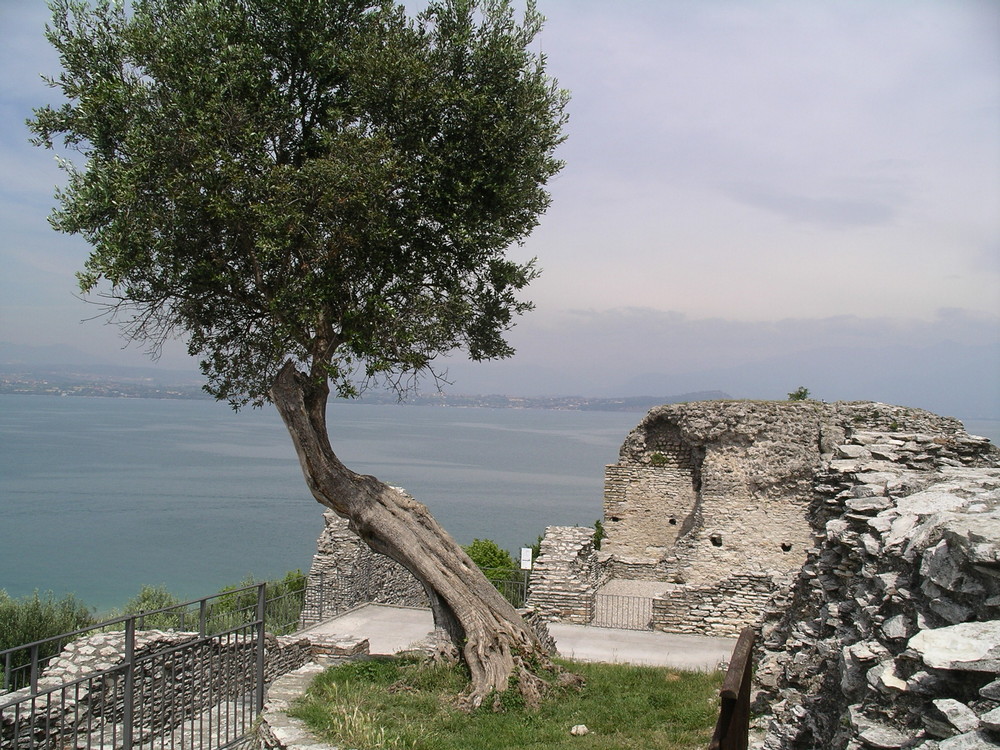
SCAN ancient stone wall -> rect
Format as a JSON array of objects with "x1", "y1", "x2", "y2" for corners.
[
  {"x1": 603, "y1": 418, "x2": 702, "y2": 559},
  {"x1": 526, "y1": 526, "x2": 605, "y2": 623},
  {"x1": 301, "y1": 510, "x2": 427, "y2": 626},
  {"x1": 599, "y1": 401, "x2": 978, "y2": 636},
  {"x1": 752, "y1": 428, "x2": 1000, "y2": 749}
]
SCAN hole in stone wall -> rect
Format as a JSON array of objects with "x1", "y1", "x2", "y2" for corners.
[
  {"x1": 781, "y1": 542, "x2": 792, "y2": 552},
  {"x1": 610, "y1": 516, "x2": 621, "y2": 522},
  {"x1": 710, "y1": 534, "x2": 723, "y2": 547},
  {"x1": 669, "y1": 517, "x2": 677, "y2": 526}
]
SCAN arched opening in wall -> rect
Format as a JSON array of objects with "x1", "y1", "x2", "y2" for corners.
[{"x1": 781, "y1": 542, "x2": 792, "y2": 552}]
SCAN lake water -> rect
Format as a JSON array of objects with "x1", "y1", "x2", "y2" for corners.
[
  {"x1": 2, "y1": 395, "x2": 996, "y2": 613},
  {"x1": 0, "y1": 395, "x2": 638, "y2": 611}
]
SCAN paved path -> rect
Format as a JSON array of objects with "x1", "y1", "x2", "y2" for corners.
[{"x1": 300, "y1": 604, "x2": 735, "y2": 671}]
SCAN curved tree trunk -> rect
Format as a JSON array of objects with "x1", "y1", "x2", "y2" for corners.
[{"x1": 270, "y1": 362, "x2": 555, "y2": 708}]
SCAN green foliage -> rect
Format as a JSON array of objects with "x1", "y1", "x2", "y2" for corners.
[
  {"x1": 463, "y1": 538, "x2": 517, "y2": 576},
  {"x1": 293, "y1": 656, "x2": 723, "y2": 749},
  {"x1": 649, "y1": 451, "x2": 669, "y2": 466},
  {"x1": 0, "y1": 589, "x2": 93, "y2": 685},
  {"x1": 787, "y1": 386, "x2": 811, "y2": 401},
  {"x1": 463, "y1": 538, "x2": 525, "y2": 607},
  {"x1": 593, "y1": 519, "x2": 605, "y2": 551},
  {"x1": 123, "y1": 584, "x2": 189, "y2": 630},
  {"x1": 528, "y1": 533, "x2": 544, "y2": 561},
  {"x1": 0, "y1": 589, "x2": 93, "y2": 653},
  {"x1": 31, "y1": 0, "x2": 569, "y2": 407}
]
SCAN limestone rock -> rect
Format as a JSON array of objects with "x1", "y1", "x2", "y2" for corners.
[
  {"x1": 931, "y1": 699, "x2": 980, "y2": 735},
  {"x1": 937, "y1": 730, "x2": 999, "y2": 749},
  {"x1": 909, "y1": 622, "x2": 1000, "y2": 672},
  {"x1": 979, "y1": 707, "x2": 1000, "y2": 732}
]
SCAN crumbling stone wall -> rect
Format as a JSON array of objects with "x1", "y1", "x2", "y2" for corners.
[
  {"x1": 752, "y1": 429, "x2": 1000, "y2": 749},
  {"x1": 301, "y1": 510, "x2": 427, "y2": 626},
  {"x1": 527, "y1": 526, "x2": 604, "y2": 623},
  {"x1": 601, "y1": 401, "x2": 980, "y2": 637},
  {"x1": 603, "y1": 418, "x2": 703, "y2": 559}
]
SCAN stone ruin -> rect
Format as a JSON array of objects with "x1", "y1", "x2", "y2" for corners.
[
  {"x1": 752, "y1": 426, "x2": 1000, "y2": 749},
  {"x1": 299, "y1": 398, "x2": 1000, "y2": 748},
  {"x1": 529, "y1": 401, "x2": 997, "y2": 636},
  {"x1": 300, "y1": 506, "x2": 427, "y2": 627},
  {"x1": 527, "y1": 399, "x2": 1000, "y2": 748}
]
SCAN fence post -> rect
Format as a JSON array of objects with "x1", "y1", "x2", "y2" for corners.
[
  {"x1": 122, "y1": 616, "x2": 136, "y2": 749},
  {"x1": 199, "y1": 597, "x2": 208, "y2": 637},
  {"x1": 319, "y1": 571, "x2": 325, "y2": 621},
  {"x1": 28, "y1": 644, "x2": 39, "y2": 694},
  {"x1": 709, "y1": 627, "x2": 755, "y2": 750},
  {"x1": 255, "y1": 582, "x2": 267, "y2": 713}
]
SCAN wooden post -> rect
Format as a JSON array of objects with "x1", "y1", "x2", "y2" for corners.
[{"x1": 709, "y1": 627, "x2": 756, "y2": 750}]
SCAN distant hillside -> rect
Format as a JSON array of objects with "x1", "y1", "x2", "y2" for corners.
[{"x1": 1, "y1": 342, "x2": 732, "y2": 410}]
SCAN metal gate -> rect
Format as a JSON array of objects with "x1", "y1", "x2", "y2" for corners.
[{"x1": 591, "y1": 594, "x2": 654, "y2": 631}]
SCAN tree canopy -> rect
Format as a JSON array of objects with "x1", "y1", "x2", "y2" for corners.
[
  {"x1": 32, "y1": 0, "x2": 571, "y2": 707},
  {"x1": 31, "y1": 0, "x2": 568, "y2": 406}
]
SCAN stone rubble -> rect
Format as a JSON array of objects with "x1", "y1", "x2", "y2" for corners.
[{"x1": 752, "y1": 426, "x2": 1000, "y2": 750}]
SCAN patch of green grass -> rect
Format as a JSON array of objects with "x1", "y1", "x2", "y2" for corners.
[{"x1": 291, "y1": 656, "x2": 722, "y2": 750}]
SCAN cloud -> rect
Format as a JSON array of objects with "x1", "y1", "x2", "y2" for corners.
[
  {"x1": 439, "y1": 306, "x2": 1000, "y2": 417},
  {"x1": 722, "y1": 182, "x2": 898, "y2": 229}
]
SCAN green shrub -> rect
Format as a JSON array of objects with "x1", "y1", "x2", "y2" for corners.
[
  {"x1": 0, "y1": 589, "x2": 93, "y2": 686},
  {"x1": 463, "y1": 539, "x2": 517, "y2": 579},
  {"x1": 463, "y1": 539, "x2": 525, "y2": 606},
  {"x1": 593, "y1": 519, "x2": 605, "y2": 551},
  {"x1": 123, "y1": 584, "x2": 190, "y2": 630},
  {"x1": 787, "y1": 386, "x2": 810, "y2": 401}
]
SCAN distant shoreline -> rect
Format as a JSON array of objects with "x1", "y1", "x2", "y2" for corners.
[{"x1": 0, "y1": 376, "x2": 728, "y2": 413}]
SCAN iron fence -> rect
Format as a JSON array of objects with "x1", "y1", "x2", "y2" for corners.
[
  {"x1": 1, "y1": 584, "x2": 270, "y2": 750},
  {"x1": 1, "y1": 564, "x2": 531, "y2": 749},
  {"x1": 480, "y1": 568, "x2": 529, "y2": 609},
  {"x1": 299, "y1": 565, "x2": 529, "y2": 627},
  {"x1": 591, "y1": 594, "x2": 653, "y2": 630}
]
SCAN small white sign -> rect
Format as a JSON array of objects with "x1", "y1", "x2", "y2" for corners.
[{"x1": 520, "y1": 547, "x2": 533, "y2": 570}]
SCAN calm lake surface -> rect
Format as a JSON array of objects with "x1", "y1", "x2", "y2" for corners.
[
  {"x1": 0, "y1": 395, "x2": 638, "y2": 611},
  {"x1": 2, "y1": 395, "x2": 996, "y2": 613}
]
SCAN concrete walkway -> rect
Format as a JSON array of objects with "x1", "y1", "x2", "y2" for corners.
[{"x1": 300, "y1": 604, "x2": 736, "y2": 671}]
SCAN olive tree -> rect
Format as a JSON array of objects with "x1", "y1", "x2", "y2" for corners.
[{"x1": 31, "y1": 0, "x2": 568, "y2": 706}]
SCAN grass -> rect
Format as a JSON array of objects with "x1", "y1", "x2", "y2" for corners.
[{"x1": 291, "y1": 655, "x2": 723, "y2": 750}]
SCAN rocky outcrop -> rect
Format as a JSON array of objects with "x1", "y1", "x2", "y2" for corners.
[{"x1": 753, "y1": 427, "x2": 1000, "y2": 749}]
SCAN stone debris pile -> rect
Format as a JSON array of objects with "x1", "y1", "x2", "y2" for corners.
[{"x1": 754, "y1": 428, "x2": 1000, "y2": 749}]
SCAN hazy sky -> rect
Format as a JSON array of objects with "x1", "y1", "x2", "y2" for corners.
[{"x1": 1, "y1": 1, "x2": 998, "y2": 415}]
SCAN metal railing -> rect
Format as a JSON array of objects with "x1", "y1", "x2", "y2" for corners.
[
  {"x1": 480, "y1": 568, "x2": 529, "y2": 609},
  {"x1": 709, "y1": 627, "x2": 755, "y2": 750},
  {"x1": 1, "y1": 584, "x2": 277, "y2": 750},
  {"x1": 591, "y1": 594, "x2": 653, "y2": 630},
  {"x1": 299, "y1": 566, "x2": 529, "y2": 627},
  {"x1": 1, "y1": 566, "x2": 531, "y2": 749}
]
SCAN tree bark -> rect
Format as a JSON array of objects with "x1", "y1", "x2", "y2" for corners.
[{"x1": 269, "y1": 361, "x2": 554, "y2": 708}]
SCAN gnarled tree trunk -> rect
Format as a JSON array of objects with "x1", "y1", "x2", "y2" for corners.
[{"x1": 270, "y1": 362, "x2": 555, "y2": 708}]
